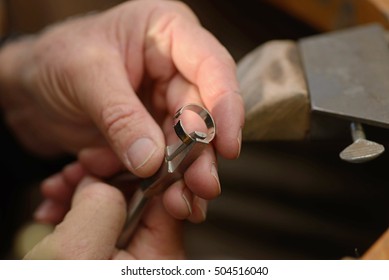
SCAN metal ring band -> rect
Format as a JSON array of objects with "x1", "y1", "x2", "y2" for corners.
[{"x1": 173, "y1": 104, "x2": 216, "y2": 144}]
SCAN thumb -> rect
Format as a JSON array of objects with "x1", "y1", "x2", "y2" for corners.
[
  {"x1": 25, "y1": 177, "x2": 127, "y2": 259},
  {"x1": 70, "y1": 49, "x2": 165, "y2": 177}
]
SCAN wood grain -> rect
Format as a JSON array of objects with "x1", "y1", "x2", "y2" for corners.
[{"x1": 237, "y1": 40, "x2": 310, "y2": 141}]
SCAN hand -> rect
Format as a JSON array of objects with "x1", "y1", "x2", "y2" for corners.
[
  {"x1": 26, "y1": 176, "x2": 185, "y2": 259},
  {"x1": 0, "y1": 0, "x2": 244, "y2": 220}
]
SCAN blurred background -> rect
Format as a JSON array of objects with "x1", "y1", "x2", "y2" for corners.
[{"x1": 1, "y1": 0, "x2": 389, "y2": 259}]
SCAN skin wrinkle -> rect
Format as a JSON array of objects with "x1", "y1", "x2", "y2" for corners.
[
  {"x1": 23, "y1": 38, "x2": 83, "y2": 122},
  {"x1": 114, "y1": 5, "x2": 146, "y2": 90},
  {"x1": 142, "y1": 5, "x2": 180, "y2": 121},
  {"x1": 148, "y1": 2, "x2": 201, "y2": 87},
  {"x1": 144, "y1": 7, "x2": 176, "y2": 82},
  {"x1": 197, "y1": 56, "x2": 238, "y2": 101},
  {"x1": 101, "y1": 104, "x2": 140, "y2": 141},
  {"x1": 36, "y1": 63, "x2": 87, "y2": 124},
  {"x1": 62, "y1": 186, "x2": 124, "y2": 259}
]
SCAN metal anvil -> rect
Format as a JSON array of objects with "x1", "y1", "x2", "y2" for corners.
[{"x1": 239, "y1": 23, "x2": 389, "y2": 163}]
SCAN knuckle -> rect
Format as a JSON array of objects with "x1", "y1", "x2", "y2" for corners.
[
  {"x1": 61, "y1": 45, "x2": 108, "y2": 77},
  {"x1": 146, "y1": 0, "x2": 199, "y2": 24},
  {"x1": 101, "y1": 104, "x2": 143, "y2": 140}
]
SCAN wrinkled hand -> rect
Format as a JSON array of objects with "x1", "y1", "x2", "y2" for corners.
[
  {"x1": 0, "y1": 0, "x2": 244, "y2": 220},
  {"x1": 26, "y1": 176, "x2": 185, "y2": 259}
]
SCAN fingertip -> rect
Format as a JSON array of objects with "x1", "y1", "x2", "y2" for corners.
[
  {"x1": 62, "y1": 162, "x2": 86, "y2": 186},
  {"x1": 188, "y1": 196, "x2": 208, "y2": 223},
  {"x1": 78, "y1": 147, "x2": 123, "y2": 177},
  {"x1": 184, "y1": 151, "x2": 220, "y2": 200},
  {"x1": 40, "y1": 174, "x2": 68, "y2": 202},
  {"x1": 210, "y1": 162, "x2": 221, "y2": 195},
  {"x1": 163, "y1": 180, "x2": 193, "y2": 220},
  {"x1": 34, "y1": 200, "x2": 54, "y2": 222},
  {"x1": 34, "y1": 200, "x2": 68, "y2": 224},
  {"x1": 212, "y1": 93, "x2": 244, "y2": 159}
]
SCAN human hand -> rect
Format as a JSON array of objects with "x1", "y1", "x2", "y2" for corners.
[
  {"x1": 0, "y1": 0, "x2": 244, "y2": 220},
  {"x1": 26, "y1": 176, "x2": 185, "y2": 259}
]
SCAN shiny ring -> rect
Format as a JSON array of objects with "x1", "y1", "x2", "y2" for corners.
[{"x1": 173, "y1": 104, "x2": 216, "y2": 144}]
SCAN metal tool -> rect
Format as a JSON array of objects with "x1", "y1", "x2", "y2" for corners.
[
  {"x1": 339, "y1": 122, "x2": 385, "y2": 163},
  {"x1": 116, "y1": 104, "x2": 216, "y2": 249},
  {"x1": 299, "y1": 24, "x2": 388, "y2": 162},
  {"x1": 299, "y1": 24, "x2": 389, "y2": 128}
]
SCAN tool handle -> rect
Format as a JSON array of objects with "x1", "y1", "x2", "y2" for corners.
[{"x1": 116, "y1": 189, "x2": 148, "y2": 249}]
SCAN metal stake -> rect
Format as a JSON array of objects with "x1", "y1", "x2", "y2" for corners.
[{"x1": 339, "y1": 122, "x2": 385, "y2": 163}]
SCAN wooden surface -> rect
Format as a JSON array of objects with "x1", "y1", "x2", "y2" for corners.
[
  {"x1": 237, "y1": 40, "x2": 310, "y2": 141},
  {"x1": 266, "y1": 0, "x2": 389, "y2": 31}
]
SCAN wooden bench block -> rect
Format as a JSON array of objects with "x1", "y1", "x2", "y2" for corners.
[{"x1": 238, "y1": 40, "x2": 310, "y2": 141}]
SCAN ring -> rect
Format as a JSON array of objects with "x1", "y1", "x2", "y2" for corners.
[{"x1": 173, "y1": 104, "x2": 216, "y2": 144}]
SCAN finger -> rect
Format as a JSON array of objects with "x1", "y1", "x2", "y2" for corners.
[
  {"x1": 162, "y1": 112, "x2": 220, "y2": 200},
  {"x1": 145, "y1": 5, "x2": 244, "y2": 158},
  {"x1": 165, "y1": 74, "x2": 203, "y2": 113},
  {"x1": 41, "y1": 162, "x2": 85, "y2": 202},
  {"x1": 37, "y1": 162, "x2": 86, "y2": 224},
  {"x1": 164, "y1": 189, "x2": 208, "y2": 224},
  {"x1": 68, "y1": 48, "x2": 165, "y2": 177},
  {"x1": 126, "y1": 196, "x2": 185, "y2": 260},
  {"x1": 25, "y1": 177, "x2": 126, "y2": 259},
  {"x1": 184, "y1": 145, "x2": 220, "y2": 200},
  {"x1": 78, "y1": 146, "x2": 124, "y2": 177},
  {"x1": 162, "y1": 180, "x2": 193, "y2": 220},
  {"x1": 34, "y1": 199, "x2": 69, "y2": 225},
  {"x1": 187, "y1": 196, "x2": 208, "y2": 223},
  {"x1": 40, "y1": 173, "x2": 69, "y2": 203},
  {"x1": 171, "y1": 22, "x2": 244, "y2": 159}
]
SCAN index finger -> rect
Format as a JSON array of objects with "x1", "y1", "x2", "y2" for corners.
[
  {"x1": 173, "y1": 21, "x2": 244, "y2": 158},
  {"x1": 161, "y1": 6, "x2": 244, "y2": 159},
  {"x1": 172, "y1": 22, "x2": 244, "y2": 158}
]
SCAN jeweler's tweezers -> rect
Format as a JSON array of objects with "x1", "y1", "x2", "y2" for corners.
[{"x1": 116, "y1": 104, "x2": 216, "y2": 249}]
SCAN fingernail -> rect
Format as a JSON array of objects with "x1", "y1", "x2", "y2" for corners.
[
  {"x1": 195, "y1": 197, "x2": 208, "y2": 221},
  {"x1": 34, "y1": 200, "x2": 55, "y2": 221},
  {"x1": 182, "y1": 188, "x2": 192, "y2": 216},
  {"x1": 211, "y1": 162, "x2": 221, "y2": 195},
  {"x1": 127, "y1": 138, "x2": 157, "y2": 170},
  {"x1": 236, "y1": 127, "x2": 242, "y2": 159}
]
